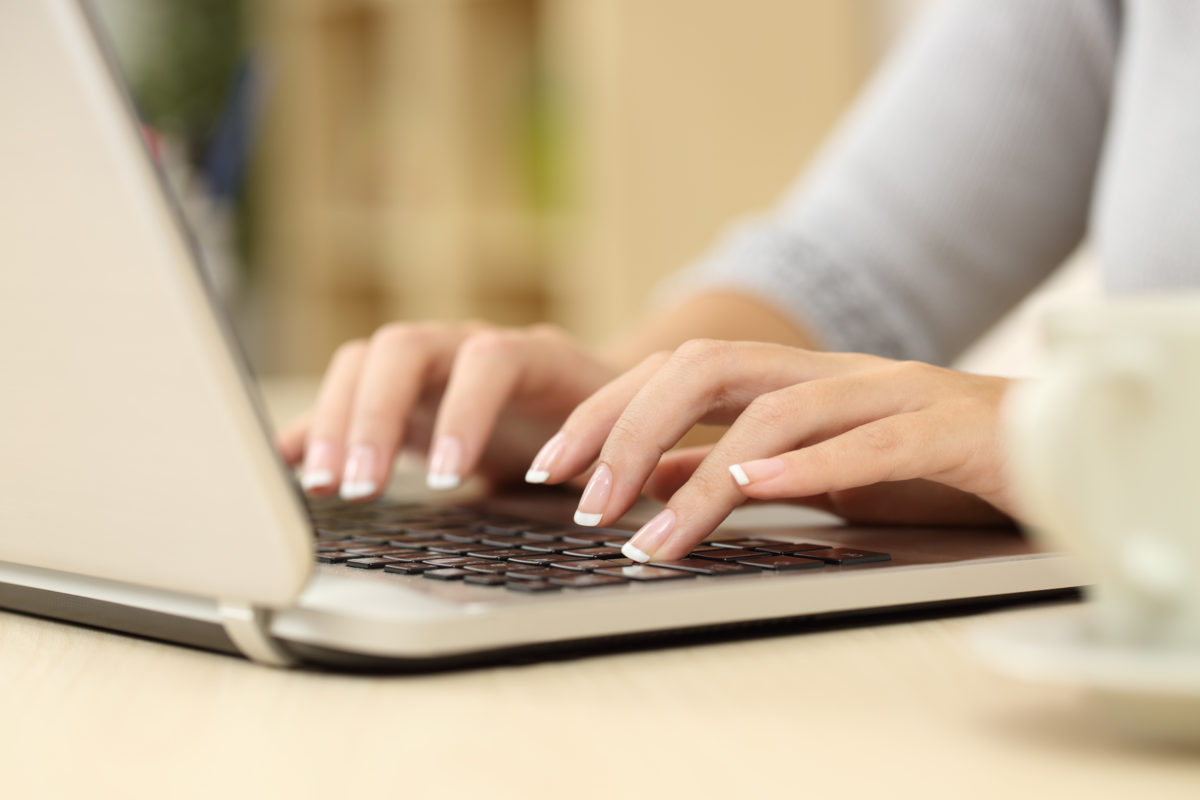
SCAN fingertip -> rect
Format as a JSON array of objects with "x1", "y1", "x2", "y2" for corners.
[{"x1": 728, "y1": 463, "x2": 750, "y2": 486}]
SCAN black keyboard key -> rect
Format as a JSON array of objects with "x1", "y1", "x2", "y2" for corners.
[
  {"x1": 692, "y1": 548, "x2": 768, "y2": 561},
  {"x1": 749, "y1": 542, "x2": 829, "y2": 555},
  {"x1": 515, "y1": 529, "x2": 565, "y2": 541},
  {"x1": 421, "y1": 557, "x2": 493, "y2": 568},
  {"x1": 440, "y1": 531, "x2": 485, "y2": 543},
  {"x1": 596, "y1": 565, "x2": 696, "y2": 581},
  {"x1": 384, "y1": 535, "x2": 442, "y2": 547},
  {"x1": 397, "y1": 539, "x2": 458, "y2": 550},
  {"x1": 560, "y1": 530, "x2": 630, "y2": 545},
  {"x1": 463, "y1": 574, "x2": 508, "y2": 587},
  {"x1": 550, "y1": 558, "x2": 636, "y2": 572},
  {"x1": 479, "y1": 534, "x2": 545, "y2": 548},
  {"x1": 505, "y1": 581, "x2": 562, "y2": 593},
  {"x1": 704, "y1": 538, "x2": 789, "y2": 549},
  {"x1": 649, "y1": 558, "x2": 760, "y2": 576},
  {"x1": 315, "y1": 551, "x2": 358, "y2": 563},
  {"x1": 799, "y1": 548, "x2": 891, "y2": 566},
  {"x1": 508, "y1": 554, "x2": 588, "y2": 567},
  {"x1": 342, "y1": 545, "x2": 411, "y2": 555},
  {"x1": 471, "y1": 523, "x2": 525, "y2": 536},
  {"x1": 427, "y1": 543, "x2": 499, "y2": 556},
  {"x1": 466, "y1": 548, "x2": 531, "y2": 560},
  {"x1": 422, "y1": 568, "x2": 473, "y2": 581},
  {"x1": 561, "y1": 547, "x2": 625, "y2": 559},
  {"x1": 382, "y1": 562, "x2": 437, "y2": 575},
  {"x1": 379, "y1": 550, "x2": 437, "y2": 562},
  {"x1": 505, "y1": 567, "x2": 578, "y2": 580},
  {"x1": 463, "y1": 562, "x2": 513, "y2": 574},
  {"x1": 548, "y1": 573, "x2": 629, "y2": 589},
  {"x1": 516, "y1": 541, "x2": 579, "y2": 553},
  {"x1": 735, "y1": 555, "x2": 824, "y2": 571},
  {"x1": 344, "y1": 557, "x2": 395, "y2": 569}
]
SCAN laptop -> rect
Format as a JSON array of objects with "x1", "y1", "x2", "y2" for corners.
[{"x1": 0, "y1": 0, "x2": 1082, "y2": 670}]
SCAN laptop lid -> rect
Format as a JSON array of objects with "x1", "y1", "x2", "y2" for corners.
[{"x1": 0, "y1": 0, "x2": 311, "y2": 607}]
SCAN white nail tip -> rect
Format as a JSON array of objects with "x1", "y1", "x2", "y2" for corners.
[
  {"x1": 426, "y1": 473, "x2": 461, "y2": 491},
  {"x1": 300, "y1": 469, "x2": 334, "y2": 491},
  {"x1": 524, "y1": 469, "x2": 550, "y2": 484},
  {"x1": 622, "y1": 542, "x2": 650, "y2": 563},
  {"x1": 729, "y1": 464, "x2": 750, "y2": 487},
  {"x1": 573, "y1": 511, "x2": 603, "y2": 527},
  {"x1": 339, "y1": 480, "x2": 377, "y2": 501}
]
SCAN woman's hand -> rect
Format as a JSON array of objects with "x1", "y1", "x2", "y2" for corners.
[
  {"x1": 276, "y1": 322, "x2": 618, "y2": 501},
  {"x1": 525, "y1": 339, "x2": 1016, "y2": 562}
]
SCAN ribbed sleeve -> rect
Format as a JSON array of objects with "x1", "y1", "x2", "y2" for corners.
[{"x1": 663, "y1": 0, "x2": 1120, "y2": 364}]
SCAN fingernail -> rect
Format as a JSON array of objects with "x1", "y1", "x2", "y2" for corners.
[
  {"x1": 573, "y1": 462, "x2": 612, "y2": 526},
  {"x1": 525, "y1": 432, "x2": 566, "y2": 484},
  {"x1": 426, "y1": 436, "x2": 462, "y2": 491},
  {"x1": 729, "y1": 457, "x2": 785, "y2": 486},
  {"x1": 340, "y1": 445, "x2": 378, "y2": 500},
  {"x1": 301, "y1": 439, "x2": 335, "y2": 492},
  {"x1": 622, "y1": 508, "x2": 675, "y2": 563}
]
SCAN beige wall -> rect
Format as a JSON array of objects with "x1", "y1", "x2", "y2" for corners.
[{"x1": 253, "y1": 0, "x2": 886, "y2": 374}]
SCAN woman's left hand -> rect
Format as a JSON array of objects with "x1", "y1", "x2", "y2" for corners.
[{"x1": 523, "y1": 339, "x2": 1017, "y2": 562}]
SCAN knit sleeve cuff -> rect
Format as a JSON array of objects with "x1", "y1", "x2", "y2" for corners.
[{"x1": 654, "y1": 217, "x2": 941, "y2": 363}]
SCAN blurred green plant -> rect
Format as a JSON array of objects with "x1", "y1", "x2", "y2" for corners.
[{"x1": 105, "y1": 0, "x2": 245, "y2": 158}]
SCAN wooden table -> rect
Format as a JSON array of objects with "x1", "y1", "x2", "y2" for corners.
[{"x1": 1, "y1": 378, "x2": 1195, "y2": 798}]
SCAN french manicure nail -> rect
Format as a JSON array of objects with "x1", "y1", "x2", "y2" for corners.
[
  {"x1": 622, "y1": 508, "x2": 676, "y2": 563},
  {"x1": 340, "y1": 444, "x2": 378, "y2": 501},
  {"x1": 300, "y1": 440, "x2": 335, "y2": 492},
  {"x1": 729, "y1": 457, "x2": 786, "y2": 486},
  {"x1": 525, "y1": 432, "x2": 567, "y2": 484},
  {"x1": 426, "y1": 435, "x2": 463, "y2": 491},
  {"x1": 573, "y1": 462, "x2": 613, "y2": 526}
]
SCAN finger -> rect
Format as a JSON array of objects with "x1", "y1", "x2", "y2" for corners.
[
  {"x1": 341, "y1": 323, "x2": 469, "y2": 501},
  {"x1": 577, "y1": 340, "x2": 881, "y2": 529},
  {"x1": 300, "y1": 340, "x2": 367, "y2": 495},
  {"x1": 524, "y1": 351, "x2": 673, "y2": 487},
  {"x1": 622, "y1": 366, "x2": 931, "y2": 561},
  {"x1": 732, "y1": 411, "x2": 949, "y2": 502},
  {"x1": 276, "y1": 410, "x2": 313, "y2": 466},
  {"x1": 424, "y1": 328, "x2": 539, "y2": 490}
]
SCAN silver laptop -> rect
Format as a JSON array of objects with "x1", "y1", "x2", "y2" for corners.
[{"x1": 0, "y1": 0, "x2": 1082, "y2": 670}]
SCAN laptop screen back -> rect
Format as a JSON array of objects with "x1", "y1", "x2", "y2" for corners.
[{"x1": 0, "y1": 1, "x2": 311, "y2": 606}]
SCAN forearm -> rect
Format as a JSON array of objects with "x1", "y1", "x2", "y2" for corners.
[{"x1": 602, "y1": 290, "x2": 822, "y2": 370}]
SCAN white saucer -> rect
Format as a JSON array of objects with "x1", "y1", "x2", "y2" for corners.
[{"x1": 972, "y1": 609, "x2": 1200, "y2": 745}]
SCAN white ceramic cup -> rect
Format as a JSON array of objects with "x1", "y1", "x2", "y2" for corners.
[{"x1": 1007, "y1": 295, "x2": 1200, "y2": 650}]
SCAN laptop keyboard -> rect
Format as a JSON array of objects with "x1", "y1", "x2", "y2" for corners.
[{"x1": 308, "y1": 500, "x2": 890, "y2": 593}]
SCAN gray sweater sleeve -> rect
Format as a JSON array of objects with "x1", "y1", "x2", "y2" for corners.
[{"x1": 663, "y1": 0, "x2": 1119, "y2": 364}]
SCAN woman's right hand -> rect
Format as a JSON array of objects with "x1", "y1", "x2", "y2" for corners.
[{"x1": 275, "y1": 321, "x2": 620, "y2": 501}]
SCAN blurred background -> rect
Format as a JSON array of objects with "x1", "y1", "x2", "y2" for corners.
[{"x1": 93, "y1": 0, "x2": 1092, "y2": 382}]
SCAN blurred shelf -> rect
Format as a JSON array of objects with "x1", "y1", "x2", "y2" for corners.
[{"x1": 253, "y1": 0, "x2": 873, "y2": 372}]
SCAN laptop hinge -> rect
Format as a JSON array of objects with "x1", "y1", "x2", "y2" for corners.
[{"x1": 218, "y1": 600, "x2": 298, "y2": 668}]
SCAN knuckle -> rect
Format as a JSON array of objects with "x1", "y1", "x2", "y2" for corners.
[
  {"x1": 526, "y1": 322, "x2": 567, "y2": 343},
  {"x1": 859, "y1": 423, "x2": 901, "y2": 456},
  {"x1": 606, "y1": 412, "x2": 653, "y2": 451},
  {"x1": 459, "y1": 328, "x2": 518, "y2": 360},
  {"x1": 642, "y1": 350, "x2": 674, "y2": 371},
  {"x1": 330, "y1": 338, "x2": 367, "y2": 368},
  {"x1": 372, "y1": 321, "x2": 429, "y2": 352},
  {"x1": 671, "y1": 337, "x2": 731, "y2": 367},
  {"x1": 741, "y1": 390, "x2": 793, "y2": 431},
  {"x1": 886, "y1": 359, "x2": 937, "y2": 380}
]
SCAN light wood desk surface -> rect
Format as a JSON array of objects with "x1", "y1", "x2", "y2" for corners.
[{"x1": 1, "y1": 379, "x2": 1195, "y2": 799}]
